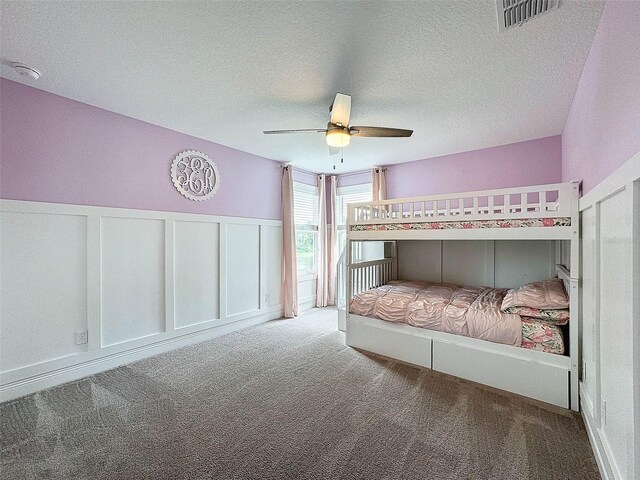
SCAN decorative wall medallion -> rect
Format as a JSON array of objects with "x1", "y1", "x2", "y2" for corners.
[{"x1": 171, "y1": 150, "x2": 220, "y2": 201}]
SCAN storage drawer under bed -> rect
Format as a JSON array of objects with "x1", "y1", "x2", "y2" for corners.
[
  {"x1": 431, "y1": 339, "x2": 569, "y2": 408},
  {"x1": 346, "y1": 319, "x2": 432, "y2": 368},
  {"x1": 345, "y1": 316, "x2": 571, "y2": 409}
]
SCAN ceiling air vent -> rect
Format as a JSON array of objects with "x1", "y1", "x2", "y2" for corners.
[{"x1": 497, "y1": 0, "x2": 558, "y2": 32}]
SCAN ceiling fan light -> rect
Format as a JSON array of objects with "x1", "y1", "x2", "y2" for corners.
[{"x1": 326, "y1": 129, "x2": 350, "y2": 148}]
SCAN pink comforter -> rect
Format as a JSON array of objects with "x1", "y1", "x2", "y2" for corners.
[{"x1": 349, "y1": 280, "x2": 522, "y2": 347}]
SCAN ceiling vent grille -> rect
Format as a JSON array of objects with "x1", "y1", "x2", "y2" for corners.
[{"x1": 497, "y1": 0, "x2": 558, "y2": 32}]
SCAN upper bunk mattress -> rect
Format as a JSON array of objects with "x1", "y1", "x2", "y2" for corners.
[
  {"x1": 350, "y1": 217, "x2": 571, "y2": 232},
  {"x1": 350, "y1": 280, "x2": 521, "y2": 346}
]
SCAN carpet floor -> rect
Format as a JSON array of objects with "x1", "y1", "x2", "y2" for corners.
[{"x1": 1, "y1": 308, "x2": 599, "y2": 480}]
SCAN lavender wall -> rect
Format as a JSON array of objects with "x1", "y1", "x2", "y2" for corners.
[
  {"x1": 562, "y1": 0, "x2": 640, "y2": 193},
  {"x1": 337, "y1": 171, "x2": 372, "y2": 188},
  {"x1": 385, "y1": 135, "x2": 562, "y2": 198},
  {"x1": 292, "y1": 169, "x2": 317, "y2": 187},
  {"x1": 0, "y1": 79, "x2": 282, "y2": 220}
]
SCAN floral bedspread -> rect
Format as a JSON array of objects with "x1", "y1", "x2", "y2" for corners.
[
  {"x1": 521, "y1": 317, "x2": 565, "y2": 355},
  {"x1": 350, "y1": 217, "x2": 571, "y2": 231}
]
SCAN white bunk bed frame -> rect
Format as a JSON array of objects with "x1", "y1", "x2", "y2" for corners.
[{"x1": 344, "y1": 182, "x2": 580, "y2": 410}]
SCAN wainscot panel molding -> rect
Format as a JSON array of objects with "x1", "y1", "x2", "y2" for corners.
[
  {"x1": 0, "y1": 200, "x2": 283, "y2": 401},
  {"x1": 578, "y1": 149, "x2": 640, "y2": 480}
]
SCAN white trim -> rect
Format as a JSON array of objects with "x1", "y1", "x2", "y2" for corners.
[
  {"x1": 86, "y1": 216, "x2": 102, "y2": 349},
  {"x1": 600, "y1": 430, "x2": 625, "y2": 480},
  {"x1": 219, "y1": 221, "x2": 228, "y2": 320},
  {"x1": 0, "y1": 199, "x2": 282, "y2": 226},
  {"x1": 165, "y1": 219, "x2": 176, "y2": 333},
  {"x1": 0, "y1": 308, "x2": 281, "y2": 402},
  {"x1": 582, "y1": 389, "x2": 615, "y2": 480}
]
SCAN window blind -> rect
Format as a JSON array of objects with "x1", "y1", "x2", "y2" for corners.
[{"x1": 294, "y1": 184, "x2": 319, "y2": 229}]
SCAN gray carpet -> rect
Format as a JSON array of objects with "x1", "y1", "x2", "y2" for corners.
[{"x1": 1, "y1": 308, "x2": 599, "y2": 480}]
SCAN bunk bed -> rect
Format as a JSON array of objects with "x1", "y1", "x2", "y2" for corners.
[{"x1": 343, "y1": 182, "x2": 580, "y2": 410}]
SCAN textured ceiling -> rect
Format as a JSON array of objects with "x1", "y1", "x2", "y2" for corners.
[{"x1": 1, "y1": 1, "x2": 604, "y2": 173}]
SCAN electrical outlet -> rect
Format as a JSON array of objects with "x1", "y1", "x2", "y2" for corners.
[
  {"x1": 264, "y1": 293, "x2": 270, "y2": 303},
  {"x1": 74, "y1": 330, "x2": 88, "y2": 345},
  {"x1": 600, "y1": 398, "x2": 606, "y2": 425}
]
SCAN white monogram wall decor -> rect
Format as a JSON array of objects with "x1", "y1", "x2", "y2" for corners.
[{"x1": 171, "y1": 150, "x2": 220, "y2": 201}]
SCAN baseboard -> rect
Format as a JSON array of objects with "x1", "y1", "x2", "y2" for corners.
[
  {"x1": 581, "y1": 392, "x2": 616, "y2": 479},
  {"x1": 0, "y1": 309, "x2": 281, "y2": 403}
]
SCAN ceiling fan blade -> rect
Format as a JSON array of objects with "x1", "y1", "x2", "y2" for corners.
[
  {"x1": 349, "y1": 126, "x2": 413, "y2": 138},
  {"x1": 330, "y1": 93, "x2": 351, "y2": 127},
  {"x1": 328, "y1": 145, "x2": 341, "y2": 156},
  {"x1": 263, "y1": 129, "x2": 327, "y2": 134}
]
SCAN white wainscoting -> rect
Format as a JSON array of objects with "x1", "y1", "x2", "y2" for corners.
[
  {"x1": 101, "y1": 216, "x2": 167, "y2": 346},
  {"x1": 578, "y1": 151, "x2": 640, "y2": 480},
  {"x1": 397, "y1": 240, "x2": 558, "y2": 289},
  {"x1": 0, "y1": 200, "x2": 283, "y2": 401},
  {"x1": 174, "y1": 220, "x2": 220, "y2": 328}
]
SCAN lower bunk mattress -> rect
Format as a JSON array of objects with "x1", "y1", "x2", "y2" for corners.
[{"x1": 349, "y1": 280, "x2": 564, "y2": 355}]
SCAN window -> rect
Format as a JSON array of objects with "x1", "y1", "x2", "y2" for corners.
[
  {"x1": 336, "y1": 183, "x2": 372, "y2": 263},
  {"x1": 293, "y1": 182, "x2": 319, "y2": 275}
]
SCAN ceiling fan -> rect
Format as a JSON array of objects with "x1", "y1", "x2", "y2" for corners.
[{"x1": 263, "y1": 93, "x2": 413, "y2": 155}]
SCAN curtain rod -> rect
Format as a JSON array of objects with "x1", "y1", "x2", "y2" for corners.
[
  {"x1": 281, "y1": 164, "x2": 386, "y2": 176},
  {"x1": 280, "y1": 164, "x2": 317, "y2": 176}
]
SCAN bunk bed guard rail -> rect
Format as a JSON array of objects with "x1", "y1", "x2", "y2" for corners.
[
  {"x1": 349, "y1": 257, "x2": 397, "y2": 297},
  {"x1": 348, "y1": 182, "x2": 575, "y2": 225}
]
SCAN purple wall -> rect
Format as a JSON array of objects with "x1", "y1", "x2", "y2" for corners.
[
  {"x1": 562, "y1": 0, "x2": 640, "y2": 193},
  {"x1": 0, "y1": 79, "x2": 282, "y2": 220},
  {"x1": 292, "y1": 169, "x2": 317, "y2": 187},
  {"x1": 337, "y1": 171, "x2": 372, "y2": 188},
  {"x1": 385, "y1": 135, "x2": 562, "y2": 199}
]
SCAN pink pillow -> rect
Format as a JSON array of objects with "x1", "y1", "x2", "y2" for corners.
[{"x1": 501, "y1": 277, "x2": 569, "y2": 310}]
